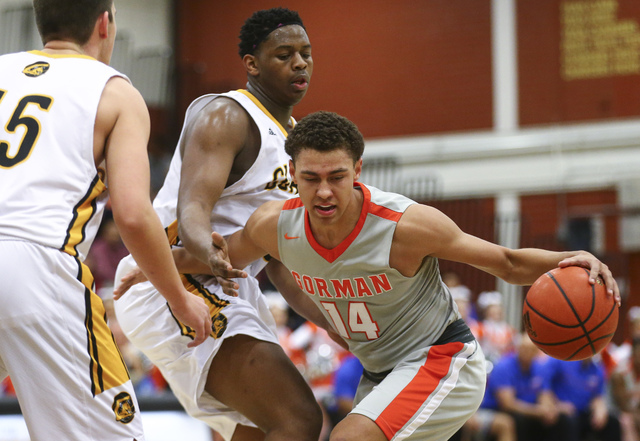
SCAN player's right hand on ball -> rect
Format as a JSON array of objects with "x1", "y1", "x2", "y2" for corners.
[
  {"x1": 169, "y1": 291, "x2": 212, "y2": 347},
  {"x1": 209, "y1": 232, "x2": 247, "y2": 297}
]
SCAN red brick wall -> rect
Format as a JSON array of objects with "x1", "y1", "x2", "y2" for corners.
[{"x1": 174, "y1": 0, "x2": 493, "y2": 138}]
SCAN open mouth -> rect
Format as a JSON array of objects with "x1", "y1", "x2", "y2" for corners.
[
  {"x1": 292, "y1": 78, "x2": 308, "y2": 89},
  {"x1": 315, "y1": 204, "x2": 336, "y2": 215}
]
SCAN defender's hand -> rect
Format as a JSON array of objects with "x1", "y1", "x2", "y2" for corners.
[
  {"x1": 114, "y1": 266, "x2": 148, "y2": 300},
  {"x1": 209, "y1": 232, "x2": 247, "y2": 296}
]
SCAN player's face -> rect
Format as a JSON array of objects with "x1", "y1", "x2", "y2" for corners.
[
  {"x1": 291, "y1": 148, "x2": 362, "y2": 227},
  {"x1": 251, "y1": 25, "x2": 313, "y2": 106}
]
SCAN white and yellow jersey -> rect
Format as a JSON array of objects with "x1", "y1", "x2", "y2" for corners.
[
  {"x1": 153, "y1": 89, "x2": 297, "y2": 277},
  {"x1": 0, "y1": 51, "x2": 126, "y2": 261}
]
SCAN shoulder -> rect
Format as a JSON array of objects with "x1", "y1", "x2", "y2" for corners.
[
  {"x1": 193, "y1": 95, "x2": 251, "y2": 131},
  {"x1": 182, "y1": 95, "x2": 253, "y2": 151},
  {"x1": 247, "y1": 200, "x2": 286, "y2": 233},
  {"x1": 393, "y1": 203, "x2": 458, "y2": 254},
  {"x1": 99, "y1": 76, "x2": 147, "y2": 120},
  {"x1": 102, "y1": 76, "x2": 143, "y2": 103}
]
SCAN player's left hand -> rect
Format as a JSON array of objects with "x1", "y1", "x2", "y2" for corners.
[
  {"x1": 558, "y1": 251, "x2": 621, "y2": 306},
  {"x1": 114, "y1": 266, "x2": 148, "y2": 299}
]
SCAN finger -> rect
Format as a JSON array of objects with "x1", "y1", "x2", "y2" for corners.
[
  {"x1": 188, "y1": 315, "x2": 211, "y2": 348},
  {"x1": 211, "y1": 231, "x2": 227, "y2": 250},
  {"x1": 113, "y1": 281, "x2": 131, "y2": 299}
]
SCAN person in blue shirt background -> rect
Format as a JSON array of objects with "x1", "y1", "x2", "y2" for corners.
[
  {"x1": 483, "y1": 333, "x2": 576, "y2": 441},
  {"x1": 542, "y1": 357, "x2": 621, "y2": 441}
]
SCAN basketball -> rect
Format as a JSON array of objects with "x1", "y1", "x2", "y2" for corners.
[{"x1": 522, "y1": 266, "x2": 618, "y2": 361}]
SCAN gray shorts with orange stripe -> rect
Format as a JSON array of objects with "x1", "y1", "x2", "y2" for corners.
[{"x1": 351, "y1": 340, "x2": 486, "y2": 441}]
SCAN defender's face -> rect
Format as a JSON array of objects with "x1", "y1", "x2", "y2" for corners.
[
  {"x1": 291, "y1": 148, "x2": 362, "y2": 226},
  {"x1": 252, "y1": 25, "x2": 313, "y2": 106}
]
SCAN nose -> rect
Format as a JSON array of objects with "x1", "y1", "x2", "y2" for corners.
[
  {"x1": 292, "y1": 52, "x2": 307, "y2": 70},
  {"x1": 316, "y1": 181, "x2": 332, "y2": 199}
]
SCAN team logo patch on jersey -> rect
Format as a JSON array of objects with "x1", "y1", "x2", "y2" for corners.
[
  {"x1": 23, "y1": 61, "x2": 50, "y2": 77},
  {"x1": 212, "y1": 313, "x2": 228, "y2": 338},
  {"x1": 112, "y1": 392, "x2": 136, "y2": 424}
]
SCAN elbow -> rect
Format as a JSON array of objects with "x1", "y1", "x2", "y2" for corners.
[{"x1": 112, "y1": 208, "x2": 153, "y2": 237}]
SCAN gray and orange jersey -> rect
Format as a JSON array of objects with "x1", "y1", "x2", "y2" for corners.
[
  {"x1": 0, "y1": 51, "x2": 126, "y2": 260},
  {"x1": 277, "y1": 182, "x2": 461, "y2": 373},
  {"x1": 153, "y1": 89, "x2": 297, "y2": 277}
]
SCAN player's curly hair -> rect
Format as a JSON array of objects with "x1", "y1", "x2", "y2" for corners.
[
  {"x1": 285, "y1": 111, "x2": 364, "y2": 164},
  {"x1": 238, "y1": 7, "x2": 305, "y2": 57}
]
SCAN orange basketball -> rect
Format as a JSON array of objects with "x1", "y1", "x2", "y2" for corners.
[{"x1": 522, "y1": 266, "x2": 618, "y2": 361}]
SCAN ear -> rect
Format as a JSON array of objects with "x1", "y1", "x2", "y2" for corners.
[
  {"x1": 354, "y1": 158, "x2": 363, "y2": 181},
  {"x1": 243, "y1": 54, "x2": 259, "y2": 77},
  {"x1": 289, "y1": 159, "x2": 297, "y2": 184},
  {"x1": 97, "y1": 10, "x2": 110, "y2": 39}
]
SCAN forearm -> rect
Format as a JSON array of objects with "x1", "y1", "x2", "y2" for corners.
[
  {"x1": 497, "y1": 248, "x2": 579, "y2": 285},
  {"x1": 172, "y1": 247, "x2": 213, "y2": 275},
  {"x1": 177, "y1": 201, "x2": 215, "y2": 266},
  {"x1": 266, "y1": 260, "x2": 332, "y2": 331}
]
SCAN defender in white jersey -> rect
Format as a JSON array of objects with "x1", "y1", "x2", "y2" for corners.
[
  {"x1": 204, "y1": 111, "x2": 621, "y2": 441},
  {"x1": 114, "y1": 8, "x2": 331, "y2": 441},
  {"x1": 0, "y1": 2, "x2": 211, "y2": 440}
]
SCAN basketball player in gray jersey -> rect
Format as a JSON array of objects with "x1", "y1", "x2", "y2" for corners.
[
  {"x1": 205, "y1": 111, "x2": 620, "y2": 441},
  {"x1": 118, "y1": 111, "x2": 620, "y2": 440}
]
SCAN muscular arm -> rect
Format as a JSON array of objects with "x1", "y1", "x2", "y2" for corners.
[
  {"x1": 176, "y1": 98, "x2": 252, "y2": 269},
  {"x1": 265, "y1": 259, "x2": 346, "y2": 349},
  {"x1": 98, "y1": 77, "x2": 211, "y2": 346},
  {"x1": 392, "y1": 204, "x2": 620, "y2": 302}
]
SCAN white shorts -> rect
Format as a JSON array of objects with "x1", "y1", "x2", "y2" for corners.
[
  {"x1": 114, "y1": 255, "x2": 279, "y2": 440},
  {"x1": 352, "y1": 340, "x2": 486, "y2": 441},
  {"x1": 0, "y1": 240, "x2": 144, "y2": 441}
]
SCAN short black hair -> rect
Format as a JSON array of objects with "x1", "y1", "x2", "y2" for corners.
[
  {"x1": 33, "y1": 0, "x2": 113, "y2": 45},
  {"x1": 238, "y1": 7, "x2": 305, "y2": 57},
  {"x1": 285, "y1": 111, "x2": 364, "y2": 164}
]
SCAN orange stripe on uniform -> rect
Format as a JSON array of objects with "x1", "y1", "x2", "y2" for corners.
[{"x1": 375, "y1": 342, "x2": 464, "y2": 440}]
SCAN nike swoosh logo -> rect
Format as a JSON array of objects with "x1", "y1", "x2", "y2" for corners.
[{"x1": 284, "y1": 233, "x2": 300, "y2": 240}]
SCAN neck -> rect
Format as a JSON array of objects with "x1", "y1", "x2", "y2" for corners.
[
  {"x1": 246, "y1": 82, "x2": 294, "y2": 132},
  {"x1": 43, "y1": 41, "x2": 86, "y2": 56}
]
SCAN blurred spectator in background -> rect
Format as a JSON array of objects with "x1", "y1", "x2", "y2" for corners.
[
  {"x1": 147, "y1": 135, "x2": 172, "y2": 199},
  {"x1": 477, "y1": 290, "x2": 516, "y2": 365},
  {"x1": 544, "y1": 357, "x2": 621, "y2": 441},
  {"x1": 331, "y1": 354, "x2": 363, "y2": 423},
  {"x1": 611, "y1": 337, "x2": 640, "y2": 441},
  {"x1": 0, "y1": 377, "x2": 15, "y2": 397},
  {"x1": 450, "y1": 284, "x2": 482, "y2": 339},
  {"x1": 85, "y1": 212, "x2": 128, "y2": 293},
  {"x1": 483, "y1": 333, "x2": 575, "y2": 441},
  {"x1": 288, "y1": 320, "x2": 349, "y2": 441},
  {"x1": 608, "y1": 307, "x2": 640, "y2": 370},
  {"x1": 264, "y1": 291, "x2": 293, "y2": 354}
]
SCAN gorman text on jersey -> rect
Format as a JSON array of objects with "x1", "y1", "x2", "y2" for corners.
[{"x1": 291, "y1": 271, "x2": 393, "y2": 298}]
